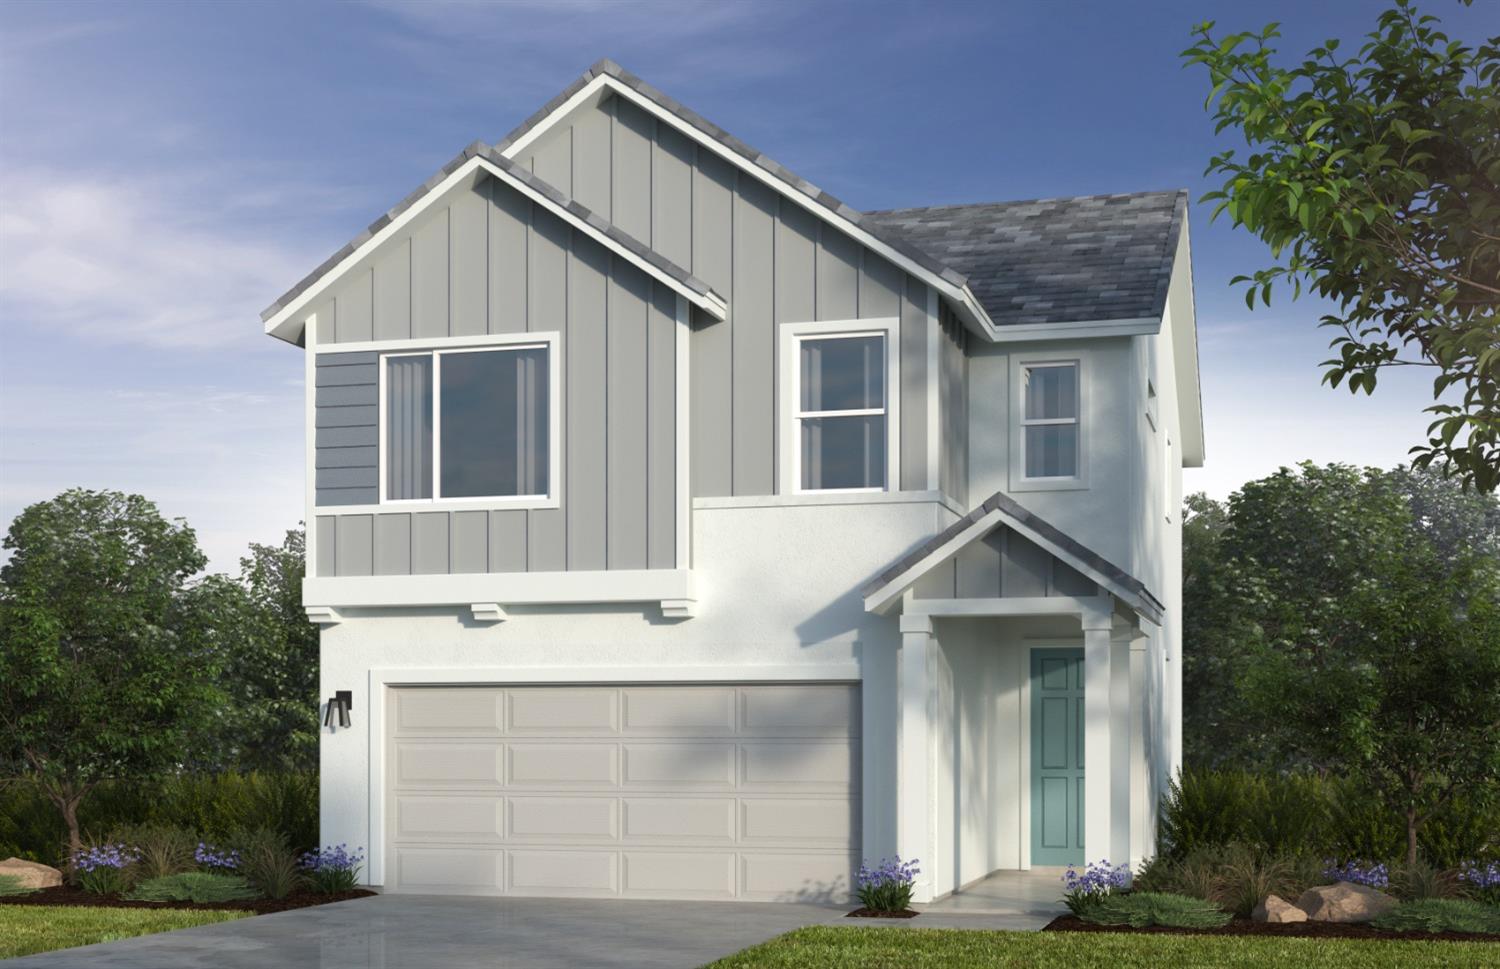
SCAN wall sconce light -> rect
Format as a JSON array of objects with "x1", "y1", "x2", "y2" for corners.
[{"x1": 324, "y1": 690, "x2": 353, "y2": 729}]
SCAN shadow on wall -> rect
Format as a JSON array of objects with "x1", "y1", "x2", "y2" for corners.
[{"x1": 777, "y1": 876, "x2": 850, "y2": 905}]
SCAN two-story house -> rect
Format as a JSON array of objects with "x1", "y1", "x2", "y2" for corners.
[{"x1": 263, "y1": 60, "x2": 1202, "y2": 904}]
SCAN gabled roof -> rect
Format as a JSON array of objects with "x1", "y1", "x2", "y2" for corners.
[
  {"x1": 260, "y1": 141, "x2": 726, "y2": 345},
  {"x1": 865, "y1": 191, "x2": 1187, "y2": 327},
  {"x1": 863, "y1": 490, "x2": 1165, "y2": 624},
  {"x1": 494, "y1": 58, "x2": 1003, "y2": 342}
]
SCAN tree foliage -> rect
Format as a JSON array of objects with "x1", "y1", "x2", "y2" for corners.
[
  {"x1": 1184, "y1": 1, "x2": 1500, "y2": 490},
  {"x1": 1182, "y1": 464, "x2": 1500, "y2": 864}
]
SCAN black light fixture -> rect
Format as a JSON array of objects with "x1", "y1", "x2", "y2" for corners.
[{"x1": 324, "y1": 690, "x2": 353, "y2": 729}]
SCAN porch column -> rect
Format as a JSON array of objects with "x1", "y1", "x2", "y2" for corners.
[
  {"x1": 897, "y1": 612, "x2": 935, "y2": 903},
  {"x1": 1082, "y1": 604, "x2": 1114, "y2": 866}
]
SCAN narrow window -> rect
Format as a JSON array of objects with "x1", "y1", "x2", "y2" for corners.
[
  {"x1": 1022, "y1": 362, "x2": 1079, "y2": 479},
  {"x1": 385, "y1": 355, "x2": 433, "y2": 500},
  {"x1": 797, "y1": 333, "x2": 887, "y2": 491}
]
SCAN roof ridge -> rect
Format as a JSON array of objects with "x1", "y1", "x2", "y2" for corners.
[{"x1": 866, "y1": 188, "x2": 1188, "y2": 216}]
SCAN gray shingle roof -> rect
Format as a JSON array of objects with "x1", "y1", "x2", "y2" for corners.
[
  {"x1": 260, "y1": 140, "x2": 719, "y2": 328},
  {"x1": 863, "y1": 489, "x2": 1164, "y2": 623},
  {"x1": 865, "y1": 191, "x2": 1187, "y2": 327}
]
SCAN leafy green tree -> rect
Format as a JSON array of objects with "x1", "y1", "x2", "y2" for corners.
[
  {"x1": 1183, "y1": 1, "x2": 1500, "y2": 490},
  {"x1": 0, "y1": 490, "x2": 225, "y2": 852}
]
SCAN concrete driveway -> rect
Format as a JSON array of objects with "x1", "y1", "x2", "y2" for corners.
[{"x1": 8, "y1": 887, "x2": 1058, "y2": 968}]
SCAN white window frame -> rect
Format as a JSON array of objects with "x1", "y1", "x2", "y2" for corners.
[
  {"x1": 1010, "y1": 354, "x2": 1088, "y2": 492},
  {"x1": 371, "y1": 331, "x2": 562, "y2": 512},
  {"x1": 778, "y1": 317, "x2": 901, "y2": 496}
]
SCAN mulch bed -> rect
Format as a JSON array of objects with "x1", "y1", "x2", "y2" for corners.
[
  {"x1": 846, "y1": 907, "x2": 921, "y2": 919},
  {"x1": 0, "y1": 884, "x2": 377, "y2": 914},
  {"x1": 1043, "y1": 914, "x2": 1500, "y2": 943}
]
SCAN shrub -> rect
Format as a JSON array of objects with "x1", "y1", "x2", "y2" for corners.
[
  {"x1": 1079, "y1": 892, "x2": 1231, "y2": 929},
  {"x1": 1459, "y1": 860, "x2": 1500, "y2": 906},
  {"x1": 231, "y1": 828, "x2": 302, "y2": 900},
  {"x1": 1392, "y1": 859, "x2": 1459, "y2": 901},
  {"x1": 1158, "y1": 771, "x2": 1252, "y2": 856},
  {"x1": 1061, "y1": 860, "x2": 1130, "y2": 916},
  {"x1": 1371, "y1": 899, "x2": 1500, "y2": 935},
  {"x1": 71, "y1": 842, "x2": 141, "y2": 895},
  {"x1": 300, "y1": 844, "x2": 364, "y2": 894},
  {"x1": 1216, "y1": 846, "x2": 1295, "y2": 918},
  {"x1": 126, "y1": 872, "x2": 259, "y2": 904},
  {"x1": 0, "y1": 874, "x2": 35, "y2": 897},
  {"x1": 108, "y1": 824, "x2": 195, "y2": 880},
  {"x1": 855, "y1": 856, "x2": 919, "y2": 913}
]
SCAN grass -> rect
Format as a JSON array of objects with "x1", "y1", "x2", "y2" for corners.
[
  {"x1": 0, "y1": 906, "x2": 248, "y2": 960},
  {"x1": 705, "y1": 926, "x2": 1500, "y2": 969}
]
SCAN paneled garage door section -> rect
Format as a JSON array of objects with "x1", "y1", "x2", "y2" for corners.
[{"x1": 385, "y1": 684, "x2": 860, "y2": 901}]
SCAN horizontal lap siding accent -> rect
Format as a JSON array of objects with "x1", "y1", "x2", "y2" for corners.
[{"x1": 311, "y1": 174, "x2": 678, "y2": 578}]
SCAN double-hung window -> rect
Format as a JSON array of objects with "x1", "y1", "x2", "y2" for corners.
[
  {"x1": 382, "y1": 344, "x2": 551, "y2": 502},
  {"x1": 794, "y1": 330, "x2": 889, "y2": 492},
  {"x1": 1021, "y1": 361, "x2": 1080, "y2": 480}
]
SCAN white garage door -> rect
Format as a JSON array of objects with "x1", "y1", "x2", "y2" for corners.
[{"x1": 384, "y1": 683, "x2": 860, "y2": 900}]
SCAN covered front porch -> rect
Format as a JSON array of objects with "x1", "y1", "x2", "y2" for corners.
[{"x1": 863, "y1": 492, "x2": 1171, "y2": 904}]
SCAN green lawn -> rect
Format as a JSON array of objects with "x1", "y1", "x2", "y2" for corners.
[
  {"x1": 705, "y1": 926, "x2": 1499, "y2": 969},
  {"x1": 0, "y1": 906, "x2": 248, "y2": 960}
]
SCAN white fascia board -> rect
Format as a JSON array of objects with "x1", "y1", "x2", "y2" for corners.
[
  {"x1": 906, "y1": 595, "x2": 1106, "y2": 620},
  {"x1": 303, "y1": 569, "x2": 694, "y2": 610},
  {"x1": 1168, "y1": 220, "x2": 1205, "y2": 468},
  {"x1": 264, "y1": 154, "x2": 725, "y2": 345},
  {"x1": 503, "y1": 74, "x2": 1000, "y2": 343},
  {"x1": 986, "y1": 317, "x2": 1161, "y2": 343}
]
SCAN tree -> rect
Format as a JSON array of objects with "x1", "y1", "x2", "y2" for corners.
[
  {"x1": 0, "y1": 490, "x2": 225, "y2": 852},
  {"x1": 1183, "y1": 1, "x2": 1500, "y2": 490}
]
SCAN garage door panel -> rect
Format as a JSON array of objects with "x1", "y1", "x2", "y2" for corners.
[
  {"x1": 508, "y1": 743, "x2": 619, "y2": 787},
  {"x1": 740, "y1": 741, "x2": 859, "y2": 791},
  {"x1": 394, "y1": 795, "x2": 504, "y2": 842},
  {"x1": 623, "y1": 851, "x2": 736, "y2": 898},
  {"x1": 508, "y1": 797, "x2": 618, "y2": 840},
  {"x1": 621, "y1": 687, "x2": 736, "y2": 735},
  {"x1": 508, "y1": 850, "x2": 618, "y2": 896},
  {"x1": 740, "y1": 685, "x2": 858, "y2": 738},
  {"x1": 395, "y1": 743, "x2": 504, "y2": 787},
  {"x1": 394, "y1": 688, "x2": 504, "y2": 736},
  {"x1": 394, "y1": 847, "x2": 503, "y2": 893},
  {"x1": 622, "y1": 797, "x2": 735, "y2": 842},
  {"x1": 622, "y1": 742, "x2": 736, "y2": 787},
  {"x1": 741, "y1": 798, "x2": 856, "y2": 846},
  {"x1": 740, "y1": 851, "x2": 857, "y2": 903},
  {"x1": 507, "y1": 688, "x2": 619, "y2": 734}
]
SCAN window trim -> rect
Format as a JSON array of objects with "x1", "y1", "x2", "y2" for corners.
[
  {"x1": 778, "y1": 317, "x2": 901, "y2": 496},
  {"x1": 375, "y1": 331, "x2": 562, "y2": 511},
  {"x1": 1010, "y1": 354, "x2": 1089, "y2": 492}
]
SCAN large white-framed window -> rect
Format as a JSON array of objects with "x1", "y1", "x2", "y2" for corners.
[
  {"x1": 778, "y1": 318, "x2": 901, "y2": 495},
  {"x1": 1010, "y1": 354, "x2": 1088, "y2": 491},
  {"x1": 377, "y1": 332, "x2": 562, "y2": 509}
]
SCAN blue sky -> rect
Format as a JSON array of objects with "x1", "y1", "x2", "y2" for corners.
[{"x1": 1, "y1": 0, "x2": 1492, "y2": 572}]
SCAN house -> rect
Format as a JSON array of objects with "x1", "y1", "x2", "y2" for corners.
[{"x1": 263, "y1": 59, "x2": 1202, "y2": 904}]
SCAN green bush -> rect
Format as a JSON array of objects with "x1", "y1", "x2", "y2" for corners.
[
  {"x1": 126, "y1": 873, "x2": 259, "y2": 904},
  {"x1": 1391, "y1": 859, "x2": 1460, "y2": 901},
  {"x1": 107, "y1": 824, "x2": 196, "y2": 880},
  {"x1": 1371, "y1": 899, "x2": 1500, "y2": 935},
  {"x1": 230, "y1": 828, "x2": 302, "y2": 900},
  {"x1": 1079, "y1": 892, "x2": 1232, "y2": 929},
  {"x1": 0, "y1": 874, "x2": 35, "y2": 897}
]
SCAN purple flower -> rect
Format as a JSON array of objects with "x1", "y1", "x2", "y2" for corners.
[
  {"x1": 1459, "y1": 860, "x2": 1500, "y2": 889},
  {"x1": 1060, "y1": 859, "x2": 1130, "y2": 915},
  {"x1": 1322, "y1": 859, "x2": 1389, "y2": 889},
  {"x1": 71, "y1": 843, "x2": 140, "y2": 873},
  {"x1": 195, "y1": 842, "x2": 241, "y2": 871},
  {"x1": 855, "y1": 856, "x2": 920, "y2": 913}
]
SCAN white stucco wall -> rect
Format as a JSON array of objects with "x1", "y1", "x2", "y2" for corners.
[{"x1": 318, "y1": 496, "x2": 957, "y2": 886}]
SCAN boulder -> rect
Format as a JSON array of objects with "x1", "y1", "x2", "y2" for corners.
[
  {"x1": 1296, "y1": 881, "x2": 1398, "y2": 922},
  {"x1": 1252, "y1": 893, "x2": 1308, "y2": 923},
  {"x1": 0, "y1": 857, "x2": 62, "y2": 890}
]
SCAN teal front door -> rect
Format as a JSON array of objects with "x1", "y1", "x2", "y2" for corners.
[{"x1": 1031, "y1": 648, "x2": 1085, "y2": 866}]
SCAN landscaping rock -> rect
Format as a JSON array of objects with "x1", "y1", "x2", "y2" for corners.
[
  {"x1": 1296, "y1": 881, "x2": 1398, "y2": 922},
  {"x1": 1252, "y1": 893, "x2": 1308, "y2": 923},
  {"x1": 0, "y1": 858, "x2": 62, "y2": 890}
]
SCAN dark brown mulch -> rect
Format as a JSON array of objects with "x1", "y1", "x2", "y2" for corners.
[
  {"x1": 0, "y1": 884, "x2": 377, "y2": 914},
  {"x1": 847, "y1": 907, "x2": 921, "y2": 919},
  {"x1": 1043, "y1": 914, "x2": 1500, "y2": 943}
]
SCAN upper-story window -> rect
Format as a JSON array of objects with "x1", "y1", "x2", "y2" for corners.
[
  {"x1": 1021, "y1": 361, "x2": 1080, "y2": 480},
  {"x1": 779, "y1": 318, "x2": 900, "y2": 495},
  {"x1": 382, "y1": 344, "x2": 551, "y2": 502}
]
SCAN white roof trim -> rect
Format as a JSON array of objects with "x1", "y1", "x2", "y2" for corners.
[
  {"x1": 501, "y1": 73, "x2": 1002, "y2": 343},
  {"x1": 863, "y1": 505, "x2": 1162, "y2": 623},
  {"x1": 264, "y1": 153, "x2": 727, "y2": 345},
  {"x1": 986, "y1": 317, "x2": 1161, "y2": 343}
]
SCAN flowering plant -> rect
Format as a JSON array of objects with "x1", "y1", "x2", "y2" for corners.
[
  {"x1": 855, "y1": 856, "x2": 920, "y2": 913},
  {"x1": 195, "y1": 842, "x2": 241, "y2": 872},
  {"x1": 1322, "y1": 859, "x2": 1389, "y2": 889},
  {"x1": 72, "y1": 843, "x2": 141, "y2": 895},
  {"x1": 1061, "y1": 860, "x2": 1131, "y2": 916},
  {"x1": 1458, "y1": 860, "x2": 1500, "y2": 906},
  {"x1": 299, "y1": 844, "x2": 365, "y2": 894}
]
